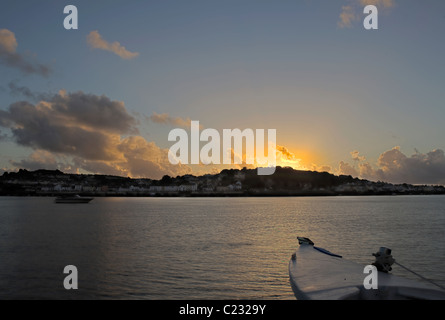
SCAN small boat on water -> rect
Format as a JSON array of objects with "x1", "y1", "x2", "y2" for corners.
[
  {"x1": 289, "y1": 237, "x2": 445, "y2": 300},
  {"x1": 54, "y1": 195, "x2": 94, "y2": 204}
]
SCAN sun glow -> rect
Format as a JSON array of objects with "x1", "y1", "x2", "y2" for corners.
[{"x1": 275, "y1": 145, "x2": 309, "y2": 171}]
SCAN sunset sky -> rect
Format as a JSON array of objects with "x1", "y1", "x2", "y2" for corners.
[{"x1": 1, "y1": 0, "x2": 445, "y2": 184}]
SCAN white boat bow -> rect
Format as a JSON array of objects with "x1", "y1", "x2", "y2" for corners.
[{"x1": 289, "y1": 237, "x2": 445, "y2": 300}]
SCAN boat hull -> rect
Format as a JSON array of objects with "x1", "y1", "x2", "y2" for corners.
[{"x1": 289, "y1": 242, "x2": 445, "y2": 300}]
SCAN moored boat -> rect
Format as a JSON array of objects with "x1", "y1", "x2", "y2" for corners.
[
  {"x1": 54, "y1": 195, "x2": 94, "y2": 203},
  {"x1": 289, "y1": 237, "x2": 445, "y2": 300}
]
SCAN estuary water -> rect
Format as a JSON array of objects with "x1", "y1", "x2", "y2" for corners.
[{"x1": 0, "y1": 195, "x2": 444, "y2": 299}]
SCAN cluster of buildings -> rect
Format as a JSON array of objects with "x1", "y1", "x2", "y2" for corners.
[
  {"x1": 333, "y1": 181, "x2": 438, "y2": 194},
  {"x1": 0, "y1": 169, "x2": 244, "y2": 196},
  {"x1": 1, "y1": 168, "x2": 444, "y2": 197}
]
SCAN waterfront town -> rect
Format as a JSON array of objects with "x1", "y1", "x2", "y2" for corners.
[{"x1": 1, "y1": 167, "x2": 444, "y2": 197}]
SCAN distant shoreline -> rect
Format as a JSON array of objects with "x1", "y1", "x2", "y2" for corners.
[
  {"x1": 2, "y1": 190, "x2": 445, "y2": 198},
  {"x1": 2, "y1": 167, "x2": 444, "y2": 198}
]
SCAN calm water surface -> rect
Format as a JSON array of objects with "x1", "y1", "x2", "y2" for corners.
[{"x1": 0, "y1": 195, "x2": 444, "y2": 299}]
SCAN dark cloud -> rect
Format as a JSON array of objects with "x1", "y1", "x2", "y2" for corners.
[
  {"x1": 0, "y1": 91, "x2": 137, "y2": 160},
  {"x1": 0, "y1": 90, "x2": 192, "y2": 179},
  {"x1": 0, "y1": 29, "x2": 51, "y2": 77},
  {"x1": 8, "y1": 81, "x2": 52, "y2": 101},
  {"x1": 11, "y1": 120, "x2": 118, "y2": 161},
  {"x1": 50, "y1": 91, "x2": 138, "y2": 135},
  {"x1": 339, "y1": 147, "x2": 445, "y2": 185},
  {"x1": 375, "y1": 147, "x2": 445, "y2": 185}
]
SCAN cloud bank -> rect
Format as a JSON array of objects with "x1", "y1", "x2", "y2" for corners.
[
  {"x1": 0, "y1": 91, "x2": 190, "y2": 179},
  {"x1": 337, "y1": 147, "x2": 445, "y2": 185},
  {"x1": 0, "y1": 29, "x2": 51, "y2": 76},
  {"x1": 87, "y1": 30, "x2": 139, "y2": 60}
]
